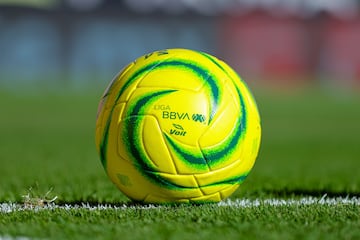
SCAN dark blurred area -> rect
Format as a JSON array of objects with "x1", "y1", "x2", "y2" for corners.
[{"x1": 1, "y1": 0, "x2": 360, "y2": 89}]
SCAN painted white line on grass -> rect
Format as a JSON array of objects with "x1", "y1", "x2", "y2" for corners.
[
  {"x1": 1, "y1": 196, "x2": 359, "y2": 213},
  {"x1": 218, "y1": 195, "x2": 360, "y2": 207},
  {"x1": 0, "y1": 236, "x2": 31, "y2": 240}
]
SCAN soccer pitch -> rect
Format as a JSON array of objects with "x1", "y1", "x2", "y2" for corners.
[{"x1": 0, "y1": 86, "x2": 359, "y2": 239}]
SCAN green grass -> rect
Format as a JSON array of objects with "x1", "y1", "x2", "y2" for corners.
[
  {"x1": 0, "y1": 86, "x2": 359, "y2": 239},
  {"x1": 1, "y1": 204, "x2": 359, "y2": 240}
]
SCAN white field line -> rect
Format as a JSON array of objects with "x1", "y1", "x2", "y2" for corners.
[{"x1": 1, "y1": 195, "x2": 359, "y2": 213}]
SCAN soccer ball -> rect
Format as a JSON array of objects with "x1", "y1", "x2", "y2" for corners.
[{"x1": 95, "y1": 48, "x2": 261, "y2": 203}]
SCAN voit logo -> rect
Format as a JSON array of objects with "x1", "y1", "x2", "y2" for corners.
[{"x1": 169, "y1": 124, "x2": 187, "y2": 136}]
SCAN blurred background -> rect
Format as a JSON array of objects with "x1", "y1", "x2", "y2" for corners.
[
  {"x1": 0, "y1": 0, "x2": 359, "y2": 202},
  {"x1": 1, "y1": 0, "x2": 360, "y2": 89}
]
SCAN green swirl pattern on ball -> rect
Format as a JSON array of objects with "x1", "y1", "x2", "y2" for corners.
[
  {"x1": 99, "y1": 56, "x2": 250, "y2": 191},
  {"x1": 163, "y1": 84, "x2": 247, "y2": 168},
  {"x1": 202, "y1": 86, "x2": 247, "y2": 164},
  {"x1": 124, "y1": 89, "x2": 177, "y2": 171},
  {"x1": 100, "y1": 59, "x2": 222, "y2": 167}
]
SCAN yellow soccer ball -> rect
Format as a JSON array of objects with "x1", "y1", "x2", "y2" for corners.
[{"x1": 95, "y1": 48, "x2": 261, "y2": 203}]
